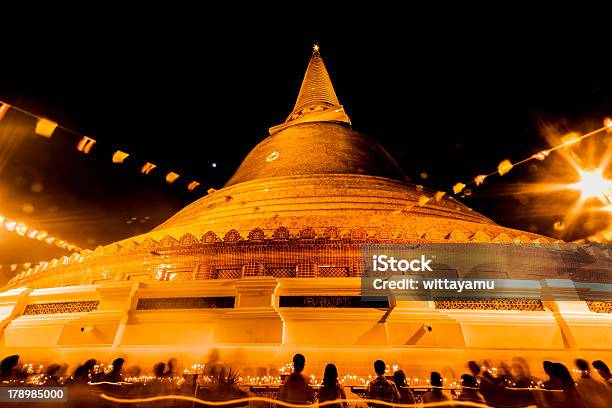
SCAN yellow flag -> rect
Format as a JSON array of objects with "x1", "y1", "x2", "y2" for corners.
[
  {"x1": 35, "y1": 118, "x2": 58, "y2": 138},
  {"x1": 0, "y1": 103, "x2": 9, "y2": 121},
  {"x1": 434, "y1": 191, "x2": 446, "y2": 201},
  {"x1": 531, "y1": 150, "x2": 550, "y2": 161},
  {"x1": 498, "y1": 159, "x2": 513, "y2": 176},
  {"x1": 474, "y1": 175, "x2": 486, "y2": 186},
  {"x1": 112, "y1": 150, "x2": 129, "y2": 163},
  {"x1": 166, "y1": 172, "x2": 180, "y2": 184},
  {"x1": 141, "y1": 162, "x2": 156, "y2": 174},
  {"x1": 418, "y1": 195, "x2": 430, "y2": 207},
  {"x1": 76, "y1": 136, "x2": 96, "y2": 154},
  {"x1": 453, "y1": 183, "x2": 466, "y2": 194},
  {"x1": 188, "y1": 181, "x2": 201, "y2": 191}
]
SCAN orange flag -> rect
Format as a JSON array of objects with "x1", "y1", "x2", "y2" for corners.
[
  {"x1": 418, "y1": 195, "x2": 430, "y2": 207},
  {"x1": 474, "y1": 175, "x2": 487, "y2": 186},
  {"x1": 453, "y1": 183, "x2": 466, "y2": 194},
  {"x1": 0, "y1": 103, "x2": 9, "y2": 121},
  {"x1": 497, "y1": 160, "x2": 513, "y2": 176},
  {"x1": 76, "y1": 136, "x2": 96, "y2": 154},
  {"x1": 112, "y1": 150, "x2": 129, "y2": 163},
  {"x1": 35, "y1": 118, "x2": 58, "y2": 138},
  {"x1": 188, "y1": 181, "x2": 201, "y2": 191},
  {"x1": 141, "y1": 162, "x2": 156, "y2": 174},
  {"x1": 166, "y1": 172, "x2": 180, "y2": 184}
]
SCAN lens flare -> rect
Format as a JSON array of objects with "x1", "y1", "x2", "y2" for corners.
[{"x1": 569, "y1": 168, "x2": 612, "y2": 204}]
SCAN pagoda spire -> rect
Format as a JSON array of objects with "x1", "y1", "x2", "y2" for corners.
[{"x1": 269, "y1": 45, "x2": 351, "y2": 134}]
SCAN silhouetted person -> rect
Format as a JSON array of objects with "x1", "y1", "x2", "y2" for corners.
[
  {"x1": 574, "y1": 358, "x2": 610, "y2": 408},
  {"x1": 457, "y1": 374, "x2": 485, "y2": 404},
  {"x1": 83, "y1": 358, "x2": 101, "y2": 382},
  {"x1": 366, "y1": 360, "x2": 399, "y2": 408},
  {"x1": 43, "y1": 364, "x2": 61, "y2": 386},
  {"x1": 278, "y1": 354, "x2": 315, "y2": 405},
  {"x1": 318, "y1": 364, "x2": 347, "y2": 408},
  {"x1": 422, "y1": 372, "x2": 450, "y2": 405},
  {"x1": 509, "y1": 357, "x2": 536, "y2": 407},
  {"x1": 153, "y1": 362, "x2": 166, "y2": 378},
  {"x1": 67, "y1": 365, "x2": 88, "y2": 385},
  {"x1": 392, "y1": 370, "x2": 415, "y2": 405},
  {"x1": 164, "y1": 357, "x2": 177, "y2": 378},
  {"x1": 593, "y1": 360, "x2": 612, "y2": 385},
  {"x1": 0, "y1": 355, "x2": 19, "y2": 381},
  {"x1": 542, "y1": 362, "x2": 583, "y2": 408},
  {"x1": 104, "y1": 357, "x2": 125, "y2": 383}
]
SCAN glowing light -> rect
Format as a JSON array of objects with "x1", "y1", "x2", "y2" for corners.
[
  {"x1": 604, "y1": 117, "x2": 612, "y2": 132},
  {"x1": 553, "y1": 221, "x2": 566, "y2": 231},
  {"x1": 313, "y1": 44, "x2": 320, "y2": 52},
  {"x1": 570, "y1": 167, "x2": 612, "y2": 204},
  {"x1": 266, "y1": 150, "x2": 280, "y2": 162}
]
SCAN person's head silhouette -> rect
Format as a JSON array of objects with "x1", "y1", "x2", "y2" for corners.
[
  {"x1": 468, "y1": 361, "x2": 480, "y2": 377},
  {"x1": 374, "y1": 360, "x2": 386, "y2": 376},
  {"x1": 112, "y1": 358, "x2": 125, "y2": 373},
  {"x1": 293, "y1": 354, "x2": 306, "y2": 373},
  {"x1": 575, "y1": 358, "x2": 590, "y2": 375},
  {"x1": 430, "y1": 372, "x2": 443, "y2": 387},
  {"x1": 461, "y1": 374, "x2": 478, "y2": 388},
  {"x1": 323, "y1": 364, "x2": 339, "y2": 387},
  {"x1": 593, "y1": 360, "x2": 611, "y2": 379},
  {"x1": 393, "y1": 370, "x2": 407, "y2": 387}
]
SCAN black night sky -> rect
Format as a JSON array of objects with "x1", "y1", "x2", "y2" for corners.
[{"x1": 1, "y1": 15, "x2": 612, "y2": 265}]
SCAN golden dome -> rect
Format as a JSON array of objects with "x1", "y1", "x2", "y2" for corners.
[{"x1": 226, "y1": 122, "x2": 406, "y2": 187}]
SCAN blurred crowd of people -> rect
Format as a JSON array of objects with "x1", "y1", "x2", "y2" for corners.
[
  {"x1": 1, "y1": 352, "x2": 612, "y2": 407},
  {"x1": 278, "y1": 354, "x2": 612, "y2": 407}
]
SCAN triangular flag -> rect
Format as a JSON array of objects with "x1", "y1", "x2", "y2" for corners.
[
  {"x1": 434, "y1": 191, "x2": 446, "y2": 202},
  {"x1": 188, "y1": 181, "x2": 201, "y2": 191},
  {"x1": 453, "y1": 183, "x2": 466, "y2": 194},
  {"x1": 418, "y1": 195, "x2": 430, "y2": 207},
  {"x1": 531, "y1": 150, "x2": 550, "y2": 161},
  {"x1": 497, "y1": 159, "x2": 513, "y2": 176},
  {"x1": 474, "y1": 175, "x2": 487, "y2": 186},
  {"x1": 166, "y1": 172, "x2": 180, "y2": 184},
  {"x1": 35, "y1": 118, "x2": 58, "y2": 138},
  {"x1": 76, "y1": 136, "x2": 96, "y2": 154},
  {"x1": 0, "y1": 103, "x2": 10, "y2": 121},
  {"x1": 141, "y1": 162, "x2": 156, "y2": 174},
  {"x1": 112, "y1": 150, "x2": 129, "y2": 163}
]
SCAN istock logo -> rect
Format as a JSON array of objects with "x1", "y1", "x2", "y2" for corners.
[{"x1": 371, "y1": 254, "x2": 433, "y2": 272}]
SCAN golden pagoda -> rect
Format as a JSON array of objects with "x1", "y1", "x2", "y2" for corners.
[{"x1": 0, "y1": 47, "x2": 610, "y2": 378}]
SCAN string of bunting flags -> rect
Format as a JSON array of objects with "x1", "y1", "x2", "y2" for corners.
[
  {"x1": 418, "y1": 118, "x2": 612, "y2": 206},
  {"x1": 0, "y1": 213, "x2": 81, "y2": 252},
  {"x1": 0, "y1": 99, "x2": 203, "y2": 193}
]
